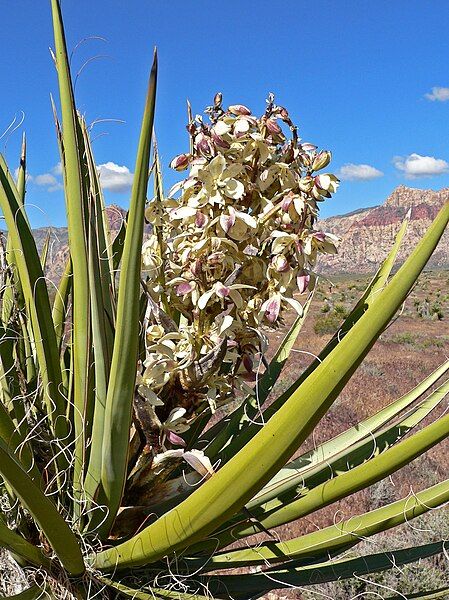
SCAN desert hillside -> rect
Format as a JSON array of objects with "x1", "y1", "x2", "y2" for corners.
[{"x1": 319, "y1": 185, "x2": 449, "y2": 273}]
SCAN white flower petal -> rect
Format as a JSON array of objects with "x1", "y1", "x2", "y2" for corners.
[
  {"x1": 208, "y1": 154, "x2": 226, "y2": 179},
  {"x1": 183, "y1": 449, "x2": 215, "y2": 479},
  {"x1": 198, "y1": 288, "x2": 215, "y2": 310},
  {"x1": 224, "y1": 178, "x2": 245, "y2": 200}
]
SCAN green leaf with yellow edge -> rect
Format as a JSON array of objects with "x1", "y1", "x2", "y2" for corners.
[
  {"x1": 188, "y1": 475, "x2": 449, "y2": 571},
  {"x1": 93, "y1": 201, "x2": 449, "y2": 571}
]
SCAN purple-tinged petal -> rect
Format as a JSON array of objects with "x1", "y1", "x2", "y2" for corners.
[
  {"x1": 228, "y1": 104, "x2": 251, "y2": 116},
  {"x1": 170, "y1": 153, "x2": 190, "y2": 171},
  {"x1": 265, "y1": 296, "x2": 281, "y2": 323},
  {"x1": 176, "y1": 282, "x2": 194, "y2": 296},
  {"x1": 301, "y1": 142, "x2": 318, "y2": 152},
  {"x1": 216, "y1": 283, "x2": 230, "y2": 298},
  {"x1": 211, "y1": 130, "x2": 230, "y2": 149},
  {"x1": 265, "y1": 118, "x2": 282, "y2": 134},
  {"x1": 220, "y1": 208, "x2": 236, "y2": 234},
  {"x1": 195, "y1": 211, "x2": 207, "y2": 228},
  {"x1": 297, "y1": 271, "x2": 310, "y2": 294},
  {"x1": 166, "y1": 430, "x2": 186, "y2": 447}
]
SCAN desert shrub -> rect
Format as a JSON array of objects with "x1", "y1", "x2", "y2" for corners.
[{"x1": 314, "y1": 313, "x2": 342, "y2": 335}]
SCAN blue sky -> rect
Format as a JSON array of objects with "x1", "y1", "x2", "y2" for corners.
[{"x1": 2, "y1": 1, "x2": 449, "y2": 227}]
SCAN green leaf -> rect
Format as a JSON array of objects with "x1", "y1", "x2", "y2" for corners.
[
  {"x1": 199, "y1": 541, "x2": 447, "y2": 598},
  {"x1": 250, "y1": 359, "x2": 449, "y2": 509},
  {"x1": 98, "y1": 576, "x2": 209, "y2": 600},
  {"x1": 39, "y1": 230, "x2": 51, "y2": 271},
  {"x1": 93, "y1": 201, "x2": 449, "y2": 571},
  {"x1": 50, "y1": 0, "x2": 92, "y2": 504},
  {"x1": 0, "y1": 586, "x2": 46, "y2": 600},
  {"x1": 79, "y1": 115, "x2": 115, "y2": 511},
  {"x1": 200, "y1": 368, "x2": 449, "y2": 550},
  {"x1": 0, "y1": 516, "x2": 50, "y2": 569},
  {"x1": 0, "y1": 436, "x2": 84, "y2": 575},
  {"x1": 190, "y1": 475, "x2": 449, "y2": 571},
  {"x1": 111, "y1": 216, "x2": 127, "y2": 273},
  {"x1": 52, "y1": 257, "x2": 72, "y2": 350},
  {"x1": 93, "y1": 50, "x2": 157, "y2": 538},
  {"x1": 216, "y1": 375, "x2": 449, "y2": 544},
  {"x1": 0, "y1": 160, "x2": 68, "y2": 451}
]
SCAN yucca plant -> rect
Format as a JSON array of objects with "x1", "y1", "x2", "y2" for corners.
[{"x1": 1, "y1": 2, "x2": 449, "y2": 598}]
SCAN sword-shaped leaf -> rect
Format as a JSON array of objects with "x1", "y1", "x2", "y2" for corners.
[
  {"x1": 94, "y1": 50, "x2": 157, "y2": 538},
  {"x1": 93, "y1": 201, "x2": 449, "y2": 570},
  {"x1": 188, "y1": 475, "x2": 449, "y2": 571}
]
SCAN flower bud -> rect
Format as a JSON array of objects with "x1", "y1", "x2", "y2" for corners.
[
  {"x1": 211, "y1": 130, "x2": 230, "y2": 149},
  {"x1": 272, "y1": 254, "x2": 289, "y2": 272},
  {"x1": 264, "y1": 295, "x2": 281, "y2": 323},
  {"x1": 297, "y1": 270, "x2": 310, "y2": 294},
  {"x1": 195, "y1": 133, "x2": 214, "y2": 157},
  {"x1": 190, "y1": 259, "x2": 203, "y2": 276},
  {"x1": 265, "y1": 118, "x2": 282, "y2": 135},
  {"x1": 195, "y1": 211, "x2": 207, "y2": 228},
  {"x1": 228, "y1": 104, "x2": 251, "y2": 116},
  {"x1": 170, "y1": 153, "x2": 190, "y2": 171},
  {"x1": 312, "y1": 150, "x2": 332, "y2": 172}
]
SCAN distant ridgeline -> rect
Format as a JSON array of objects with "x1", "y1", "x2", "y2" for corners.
[
  {"x1": 318, "y1": 185, "x2": 449, "y2": 273},
  {"x1": 3, "y1": 189, "x2": 449, "y2": 280}
]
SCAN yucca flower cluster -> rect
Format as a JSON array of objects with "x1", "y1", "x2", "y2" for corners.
[{"x1": 139, "y1": 93, "x2": 340, "y2": 445}]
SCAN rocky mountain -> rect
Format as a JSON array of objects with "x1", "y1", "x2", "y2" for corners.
[
  {"x1": 318, "y1": 185, "x2": 449, "y2": 273},
  {"x1": 10, "y1": 187, "x2": 449, "y2": 281}
]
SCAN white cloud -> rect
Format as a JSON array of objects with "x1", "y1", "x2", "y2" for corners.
[
  {"x1": 424, "y1": 86, "x2": 449, "y2": 102},
  {"x1": 52, "y1": 162, "x2": 63, "y2": 176},
  {"x1": 34, "y1": 172, "x2": 63, "y2": 192},
  {"x1": 35, "y1": 173, "x2": 58, "y2": 186},
  {"x1": 393, "y1": 153, "x2": 449, "y2": 179},
  {"x1": 97, "y1": 162, "x2": 134, "y2": 193},
  {"x1": 338, "y1": 163, "x2": 383, "y2": 181}
]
